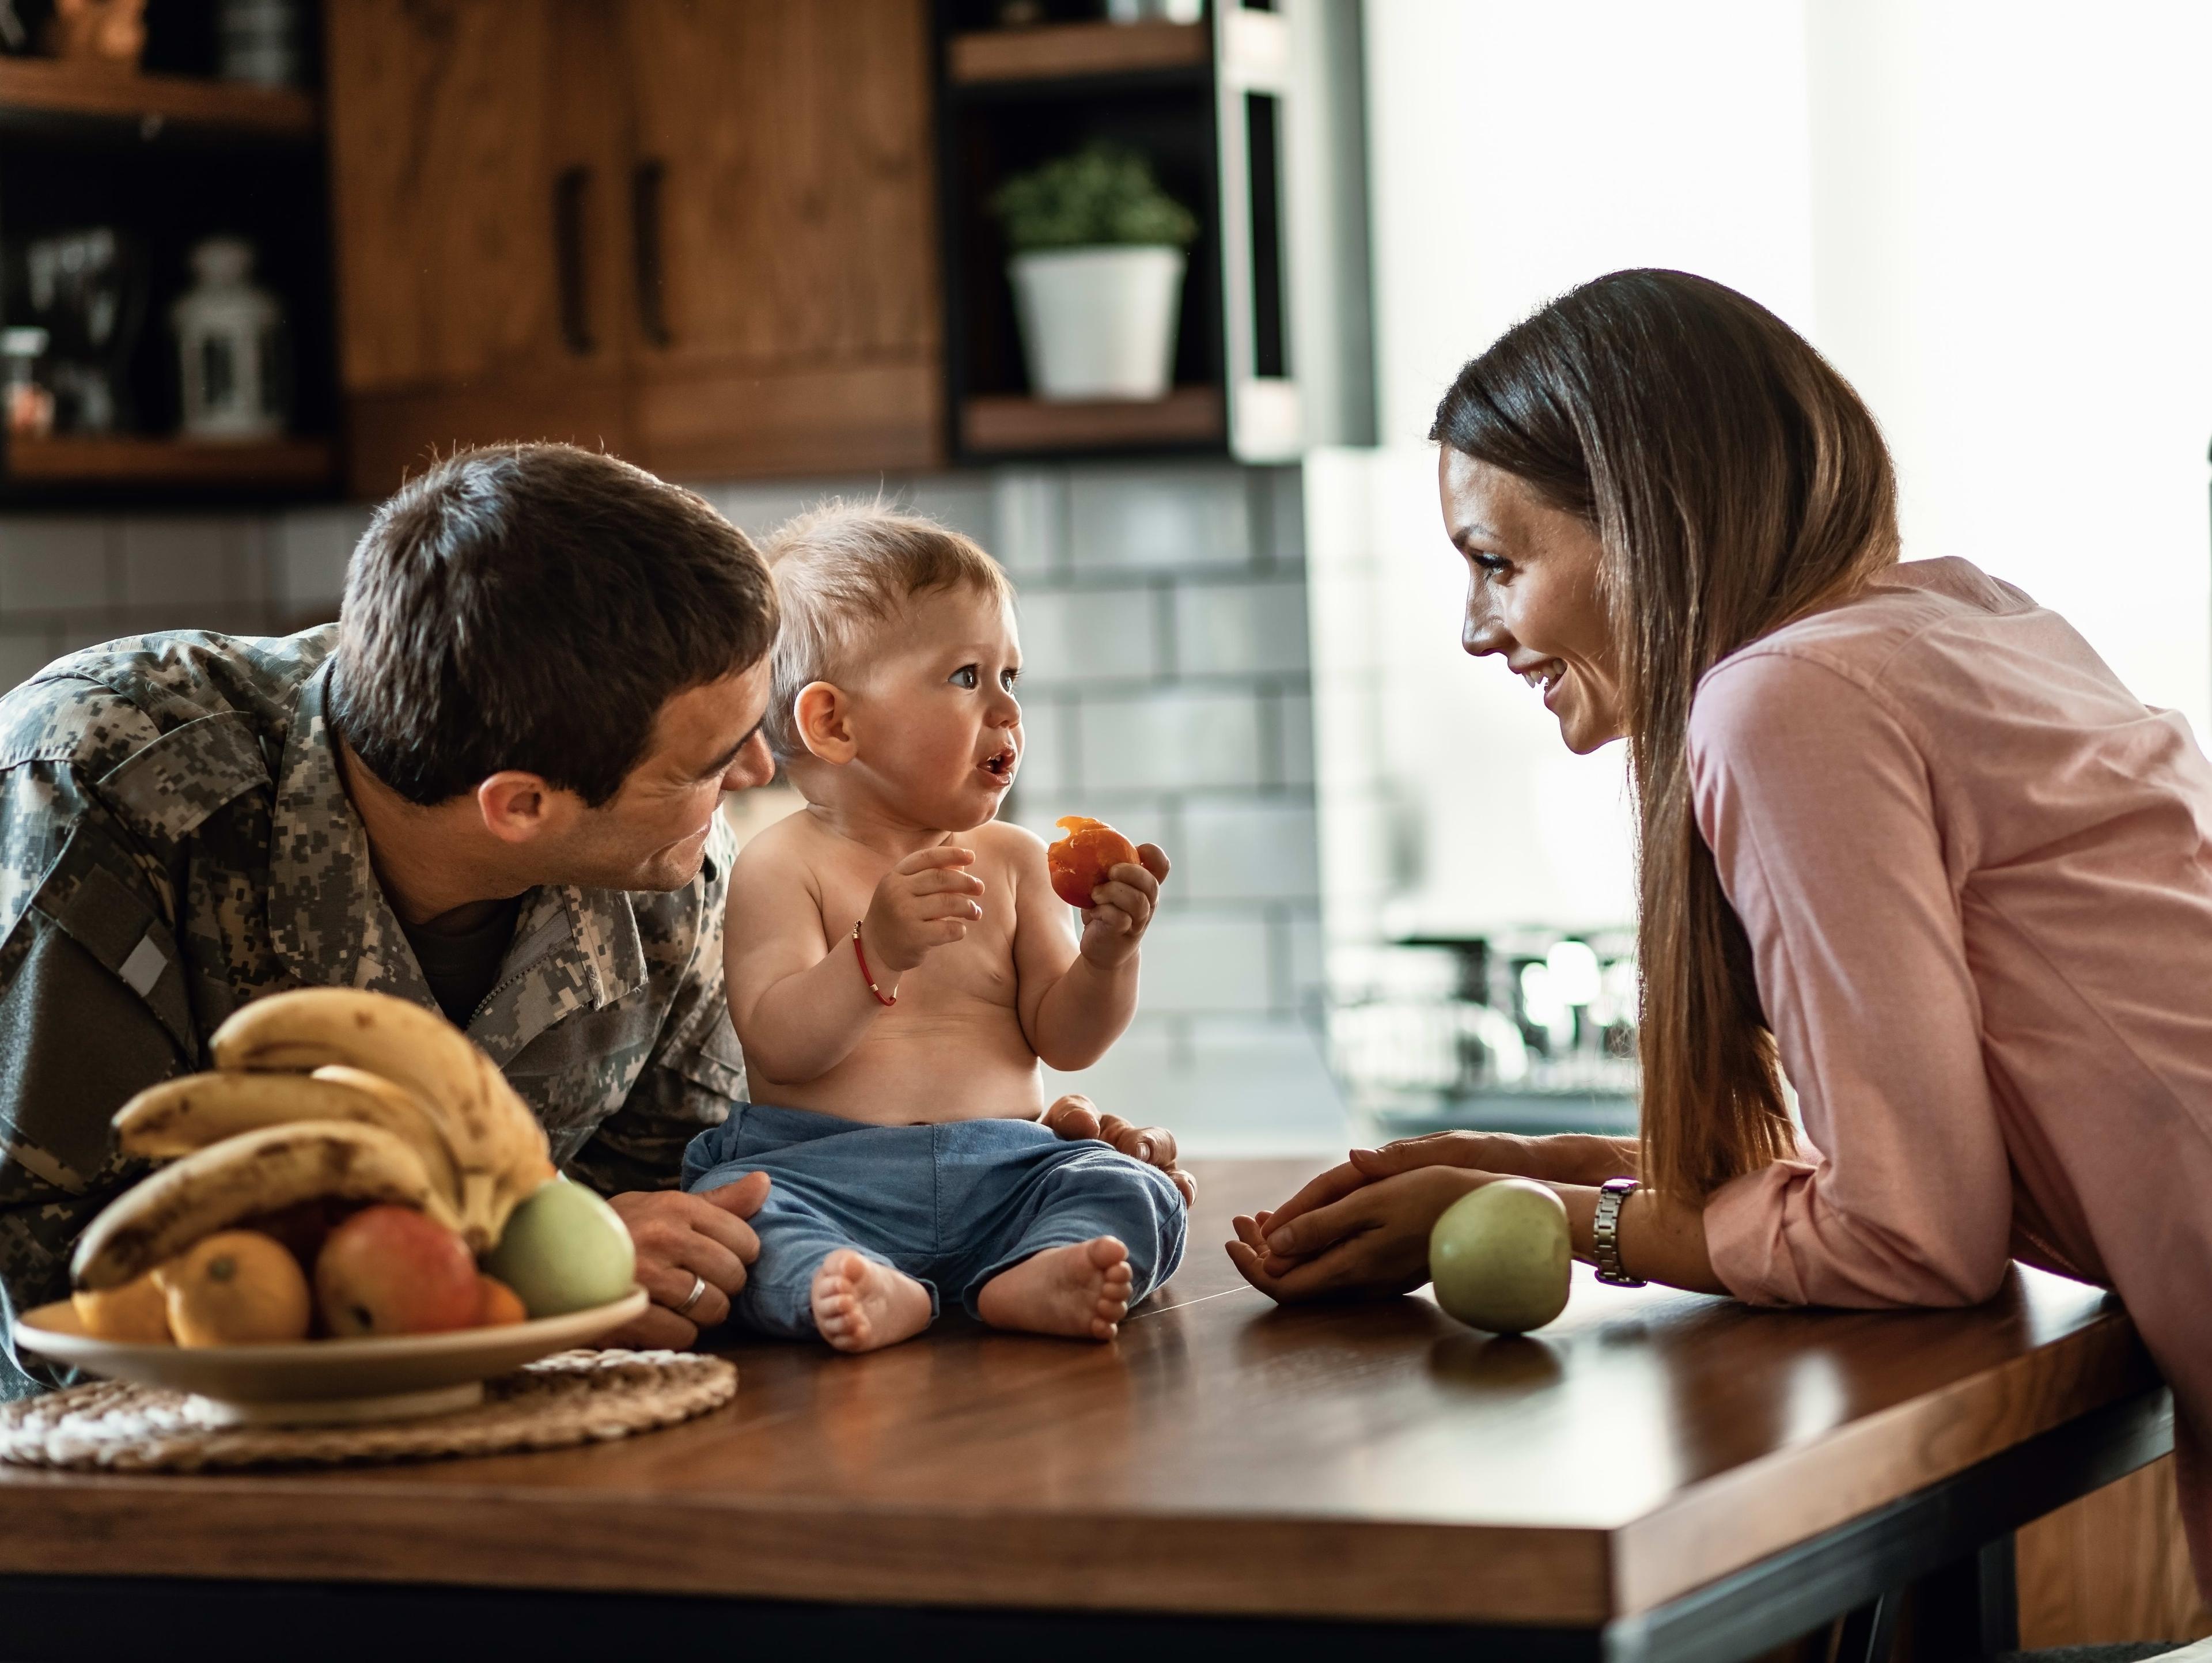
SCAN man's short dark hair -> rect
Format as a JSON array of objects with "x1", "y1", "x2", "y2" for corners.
[{"x1": 329, "y1": 444, "x2": 778, "y2": 807}]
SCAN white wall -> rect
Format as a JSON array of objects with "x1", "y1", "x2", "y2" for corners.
[
  {"x1": 1351, "y1": 0, "x2": 2212, "y2": 944},
  {"x1": 1805, "y1": 1, "x2": 2212, "y2": 735}
]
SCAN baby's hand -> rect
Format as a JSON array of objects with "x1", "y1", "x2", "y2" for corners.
[
  {"x1": 862, "y1": 844, "x2": 985, "y2": 975},
  {"x1": 1079, "y1": 844, "x2": 1170, "y2": 969}
]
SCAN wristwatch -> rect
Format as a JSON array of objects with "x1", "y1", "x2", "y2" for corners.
[{"x1": 1592, "y1": 1177, "x2": 1647, "y2": 1287}]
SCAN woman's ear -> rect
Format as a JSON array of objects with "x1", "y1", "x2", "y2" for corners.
[{"x1": 793, "y1": 681, "x2": 857, "y2": 764}]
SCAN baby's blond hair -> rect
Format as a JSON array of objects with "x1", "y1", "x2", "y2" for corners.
[{"x1": 762, "y1": 501, "x2": 1015, "y2": 764}]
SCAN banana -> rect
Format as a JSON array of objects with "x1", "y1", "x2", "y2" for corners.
[
  {"x1": 113, "y1": 1071, "x2": 465, "y2": 1220},
  {"x1": 208, "y1": 989, "x2": 550, "y2": 1245},
  {"x1": 71, "y1": 1120, "x2": 454, "y2": 1291}
]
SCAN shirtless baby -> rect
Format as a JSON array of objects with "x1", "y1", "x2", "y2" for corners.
[{"x1": 681, "y1": 505, "x2": 1187, "y2": 1351}]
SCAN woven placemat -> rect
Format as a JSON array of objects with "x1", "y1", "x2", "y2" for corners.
[{"x1": 0, "y1": 1348, "x2": 737, "y2": 1472}]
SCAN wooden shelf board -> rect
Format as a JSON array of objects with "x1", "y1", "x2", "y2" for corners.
[
  {"x1": 948, "y1": 20, "x2": 1207, "y2": 86},
  {"x1": 0, "y1": 59, "x2": 319, "y2": 137},
  {"x1": 961, "y1": 387, "x2": 1223, "y2": 454},
  {"x1": 7, "y1": 433, "x2": 335, "y2": 488}
]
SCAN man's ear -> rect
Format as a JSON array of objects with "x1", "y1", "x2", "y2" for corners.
[
  {"x1": 476, "y1": 771, "x2": 568, "y2": 844},
  {"x1": 793, "y1": 681, "x2": 858, "y2": 764}
]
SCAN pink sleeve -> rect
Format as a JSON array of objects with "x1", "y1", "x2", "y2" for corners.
[{"x1": 1691, "y1": 651, "x2": 2013, "y2": 1307}]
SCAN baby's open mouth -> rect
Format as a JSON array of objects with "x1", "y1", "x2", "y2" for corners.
[{"x1": 980, "y1": 747, "x2": 1016, "y2": 779}]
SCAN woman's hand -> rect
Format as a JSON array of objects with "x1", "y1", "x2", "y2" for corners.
[
  {"x1": 1225, "y1": 1166, "x2": 1502, "y2": 1304},
  {"x1": 1255, "y1": 1131, "x2": 1611, "y2": 1242}
]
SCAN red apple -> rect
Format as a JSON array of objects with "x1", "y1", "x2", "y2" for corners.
[{"x1": 313, "y1": 1204, "x2": 482, "y2": 1338}]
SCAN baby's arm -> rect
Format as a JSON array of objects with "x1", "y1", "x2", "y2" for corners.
[
  {"x1": 727, "y1": 836, "x2": 985, "y2": 1085},
  {"x1": 1012, "y1": 828, "x2": 1170, "y2": 1072}
]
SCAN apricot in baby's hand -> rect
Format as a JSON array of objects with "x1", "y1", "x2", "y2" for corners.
[{"x1": 1048, "y1": 816, "x2": 1138, "y2": 908}]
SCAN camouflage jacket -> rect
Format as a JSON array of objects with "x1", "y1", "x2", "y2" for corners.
[{"x1": 0, "y1": 627, "x2": 745, "y2": 1393}]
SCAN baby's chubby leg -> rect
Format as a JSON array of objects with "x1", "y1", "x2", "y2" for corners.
[
  {"x1": 975, "y1": 1237, "x2": 1135, "y2": 1341},
  {"x1": 811, "y1": 1250, "x2": 934, "y2": 1354}
]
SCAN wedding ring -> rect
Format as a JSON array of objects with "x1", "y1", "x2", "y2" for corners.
[{"x1": 676, "y1": 1272, "x2": 708, "y2": 1316}]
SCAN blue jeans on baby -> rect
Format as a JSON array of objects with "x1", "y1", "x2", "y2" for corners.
[{"x1": 681, "y1": 1103, "x2": 1190, "y2": 1339}]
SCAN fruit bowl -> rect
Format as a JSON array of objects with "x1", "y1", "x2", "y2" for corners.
[{"x1": 16, "y1": 1287, "x2": 649, "y2": 1426}]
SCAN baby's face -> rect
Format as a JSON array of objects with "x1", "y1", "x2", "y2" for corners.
[{"x1": 848, "y1": 584, "x2": 1023, "y2": 830}]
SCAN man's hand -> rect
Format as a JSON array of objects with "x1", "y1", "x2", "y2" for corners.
[
  {"x1": 603, "y1": 1170, "x2": 770, "y2": 1348},
  {"x1": 862, "y1": 845, "x2": 986, "y2": 978},
  {"x1": 1078, "y1": 844, "x2": 1169, "y2": 970},
  {"x1": 1042, "y1": 1092, "x2": 1195, "y2": 1206}
]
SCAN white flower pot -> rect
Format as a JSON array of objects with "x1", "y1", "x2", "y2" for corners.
[{"x1": 1007, "y1": 245, "x2": 1187, "y2": 402}]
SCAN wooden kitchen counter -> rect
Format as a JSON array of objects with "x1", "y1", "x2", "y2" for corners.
[{"x1": 0, "y1": 1160, "x2": 2171, "y2": 1661}]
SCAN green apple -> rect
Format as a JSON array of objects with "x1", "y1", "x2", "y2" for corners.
[
  {"x1": 1428, "y1": 1178, "x2": 1571, "y2": 1335},
  {"x1": 483, "y1": 1176, "x2": 638, "y2": 1318}
]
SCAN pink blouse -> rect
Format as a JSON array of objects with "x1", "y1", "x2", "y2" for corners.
[{"x1": 1695, "y1": 556, "x2": 2212, "y2": 1572}]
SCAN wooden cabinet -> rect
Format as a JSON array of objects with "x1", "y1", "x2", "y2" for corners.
[
  {"x1": 325, "y1": 0, "x2": 632, "y2": 493},
  {"x1": 324, "y1": 0, "x2": 940, "y2": 497},
  {"x1": 619, "y1": 0, "x2": 941, "y2": 479}
]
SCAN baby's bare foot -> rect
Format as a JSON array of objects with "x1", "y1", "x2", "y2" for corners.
[
  {"x1": 810, "y1": 1250, "x2": 933, "y2": 1354},
  {"x1": 976, "y1": 1237, "x2": 1134, "y2": 1341}
]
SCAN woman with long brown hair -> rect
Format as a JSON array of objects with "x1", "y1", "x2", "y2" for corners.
[{"x1": 1229, "y1": 268, "x2": 2212, "y2": 1570}]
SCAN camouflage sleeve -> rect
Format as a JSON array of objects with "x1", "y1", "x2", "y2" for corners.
[
  {"x1": 0, "y1": 760, "x2": 190, "y2": 1395},
  {"x1": 566, "y1": 825, "x2": 746, "y2": 1198}
]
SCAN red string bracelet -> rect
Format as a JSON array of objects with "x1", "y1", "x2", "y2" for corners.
[{"x1": 850, "y1": 921, "x2": 895, "y2": 1006}]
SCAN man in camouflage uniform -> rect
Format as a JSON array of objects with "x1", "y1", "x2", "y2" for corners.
[{"x1": 0, "y1": 446, "x2": 789, "y2": 1389}]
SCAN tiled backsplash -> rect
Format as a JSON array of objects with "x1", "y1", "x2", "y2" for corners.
[{"x1": 0, "y1": 461, "x2": 1349, "y2": 1154}]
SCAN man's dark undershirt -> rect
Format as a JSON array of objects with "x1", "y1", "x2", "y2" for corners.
[{"x1": 401, "y1": 897, "x2": 524, "y2": 1029}]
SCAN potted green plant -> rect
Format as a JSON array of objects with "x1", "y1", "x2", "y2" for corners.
[{"x1": 991, "y1": 143, "x2": 1198, "y2": 401}]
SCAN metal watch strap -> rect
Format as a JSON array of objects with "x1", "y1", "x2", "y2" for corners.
[{"x1": 1592, "y1": 1177, "x2": 1647, "y2": 1287}]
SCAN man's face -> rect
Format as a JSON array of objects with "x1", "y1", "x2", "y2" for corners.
[{"x1": 551, "y1": 658, "x2": 776, "y2": 892}]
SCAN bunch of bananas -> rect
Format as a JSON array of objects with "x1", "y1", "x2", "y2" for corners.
[{"x1": 72, "y1": 988, "x2": 554, "y2": 1297}]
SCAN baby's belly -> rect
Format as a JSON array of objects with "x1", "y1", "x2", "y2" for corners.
[{"x1": 751, "y1": 1002, "x2": 1048, "y2": 1126}]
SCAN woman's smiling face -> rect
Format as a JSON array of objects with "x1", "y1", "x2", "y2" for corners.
[{"x1": 1438, "y1": 447, "x2": 1627, "y2": 755}]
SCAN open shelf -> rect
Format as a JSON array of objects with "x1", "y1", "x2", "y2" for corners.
[
  {"x1": 960, "y1": 387, "x2": 1224, "y2": 454},
  {"x1": 0, "y1": 58, "x2": 317, "y2": 138},
  {"x1": 948, "y1": 21, "x2": 1208, "y2": 86},
  {"x1": 6, "y1": 433, "x2": 335, "y2": 489}
]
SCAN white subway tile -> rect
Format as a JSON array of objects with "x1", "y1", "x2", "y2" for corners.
[
  {"x1": 1251, "y1": 466, "x2": 1306, "y2": 567},
  {"x1": 1067, "y1": 464, "x2": 1249, "y2": 572},
  {"x1": 1039, "y1": 1012, "x2": 1349, "y2": 1157},
  {"x1": 1009, "y1": 695, "x2": 1074, "y2": 797},
  {"x1": 1274, "y1": 691, "x2": 1316, "y2": 787},
  {"x1": 1010, "y1": 792, "x2": 1173, "y2": 854},
  {"x1": 0, "y1": 516, "x2": 111, "y2": 610},
  {"x1": 699, "y1": 480, "x2": 838, "y2": 540},
  {"x1": 1077, "y1": 688, "x2": 1264, "y2": 793},
  {"x1": 52, "y1": 620, "x2": 130, "y2": 658},
  {"x1": 1134, "y1": 912, "x2": 1275, "y2": 1013},
  {"x1": 1180, "y1": 801, "x2": 1319, "y2": 901},
  {"x1": 276, "y1": 506, "x2": 370, "y2": 618},
  {"x1": 1285, "y1": 911, "x2": 1327, "y2": 1008},
  {"x1": 1016, "y1": 587, "x2": 1157, "y2": 684},
  {"x1": 0, "y1": 630, "x2": 57, "y2": 692},
  {"x1": 902, "y1": 475, "x2": 995, "y2": 544},
  {"x1": 1174, "y1": 578, "x2": 1308, "y2": 677},
  {"x1": 120, "y1": 517, "x2": 245, "y2": 610},
  {"x1": 990, "y1": 468, "x2": 1069, "y2": 577}
]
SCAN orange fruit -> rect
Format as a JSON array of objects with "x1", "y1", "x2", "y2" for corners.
[
  {"x1": 155, "y1": 1230, "x2": 312, "y2": 1347},
  {"x1": 72, "y1": 1269, "x2": 173, "y2": 1344},
  {"x1": 1048, "y1": 816, "x2": 1138, "y2": 908},
  {"x1": 475, "y1": 1275, "x2": 528, "y2": 1328}
]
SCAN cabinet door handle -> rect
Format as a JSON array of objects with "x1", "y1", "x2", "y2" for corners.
[
  {"x1": 554, "y1": 165, "x2": 594, "y2": 354},
  {"x1": 631, "y1": 158, "x2": 672, "y2": 348}
]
